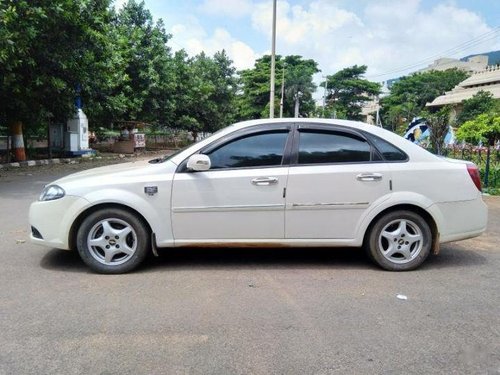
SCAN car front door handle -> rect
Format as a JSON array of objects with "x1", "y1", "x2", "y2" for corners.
[
  {"x1": 252, "y1": 177, "x2": 279, "y2": 186},
  {"x1": 356, "y1": 173, "x2": 383, "y2": 182}
]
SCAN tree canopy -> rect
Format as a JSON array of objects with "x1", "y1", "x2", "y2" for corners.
[
  {"x1": 456, "y1": 111, "x2": 500, "y2": 146},
  {"x1": 0, "y1": 0, "x2": 114, "y2": 135},
  {"x1": 455, "y1": 91, "x2": 498, "y2": 126},
  {"x1": 0, "y1": 0, "x2": 243, "y2": 139},
  {"x1": 237, "y1": 55, "x2": 319, "y2": 120},
  {"x1": 107, "y1": 1, "x2": 175, "y2": 125},
  {"x1": 380, "y1": 68, "x2": 469, "y2": 132},
  {"x1": 421, "y1": 106, "x2": 452, "y2": 155},
  {"x1": 322, "y1": 65, "x2": 381, "y2": 120},
  {"x1": 173, "y1": 50, "x2": 237, "y2": 140}
]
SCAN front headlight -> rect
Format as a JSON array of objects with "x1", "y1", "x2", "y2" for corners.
[{"x1": 39, "y1": 185, "x2": 65, "y2": 201}]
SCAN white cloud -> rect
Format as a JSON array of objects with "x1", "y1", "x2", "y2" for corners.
[
  {"x1": 160, "y1": 0, "x2": 499, "y2": 94},
  {"x1": 199, "y1": 0, "x2": 253, "y2": 18},
  {"x1": 252, "y1": 1, "x2": 363, "y2": 44},
  {"x1": 249, "y1": 0, "x2": 499, "y2": 81},
  {"x1": 170, "y1": 18, "x2": 259, "y2": 70}
]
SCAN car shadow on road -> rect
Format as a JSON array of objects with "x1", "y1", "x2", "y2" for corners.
[
  {"x1": 40, "y1": 246, "x2": 374, "y2": 273},
  {"x1": 40, "y1": 249, "x2": 88, "y2": 273},
  {"x1": 141, "y1": 246, "x2": 374, "y2": 272},
  {"x1": 39, "y1": 244, "x2": 487, "y2": 274}
]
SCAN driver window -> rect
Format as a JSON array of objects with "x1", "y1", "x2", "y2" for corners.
[{"x1": 206, "y1": 130, "x2": 289, "y2": 169}]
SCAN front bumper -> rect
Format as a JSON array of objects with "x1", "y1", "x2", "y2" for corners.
[{"x1": 29, "y1": 196, "x2": 90, "y2": 250}]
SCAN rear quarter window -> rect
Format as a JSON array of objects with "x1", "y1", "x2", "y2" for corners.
[{"x1": 365, "y1": 133, "x2": 408, "y2": 161}]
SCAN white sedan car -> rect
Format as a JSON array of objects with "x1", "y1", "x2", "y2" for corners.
[{"x1": 29, "y1": 118, "x2": 487, "y2": 273}]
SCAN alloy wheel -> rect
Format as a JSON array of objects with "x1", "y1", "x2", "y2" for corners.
[
  {"x1": 378, "y1": 219, "x2": 424, "y2": 264},
  {"x1": 86, "y1": 218, "x2": 137, "y2": 266}
]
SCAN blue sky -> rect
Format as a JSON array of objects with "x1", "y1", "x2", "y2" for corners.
[{"x1": 115, "y1": 0, "x2": 500, "y2": 82}]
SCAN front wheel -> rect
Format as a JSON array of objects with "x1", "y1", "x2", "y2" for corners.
[
  {"x1": 366, "y1": 210, "x2": 432, "y2": 271},
  {"x1": 76, "y1": 208, "x2": 150, "y2": 274}
]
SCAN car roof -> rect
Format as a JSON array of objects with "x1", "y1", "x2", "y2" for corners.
[{"x1": 229, "y1": 117, "x2": 369, "y2": 131}]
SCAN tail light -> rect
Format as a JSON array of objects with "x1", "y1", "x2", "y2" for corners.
[{"x1": 466, "y1": 163, "x2": 482, "y2": 192}]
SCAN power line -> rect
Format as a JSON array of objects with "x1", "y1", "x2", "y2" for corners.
[
  {"x1": 416, "y1": 27, "x2": 499, "y2": 62},
  {"x1": 367, "y1": 28, "x2": 499, "y2": 79},
  {"x1": 368, "y1": 27, "x2": 499, "y2": 78},
  {"x1": 366, "y1": 27, "x2": 500, "y2": 79}
]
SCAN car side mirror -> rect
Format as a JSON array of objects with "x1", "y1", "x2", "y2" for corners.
[{"x1": 187, "y1": 154, "x2": 211, "y2": 171}]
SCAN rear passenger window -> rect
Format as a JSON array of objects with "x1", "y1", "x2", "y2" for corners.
[
  {"x1": 366, "y1": 134, "x2": 408, "y2": 161},
  {"x1": 298, "y1": 131, "x2": 371, "y2": 164}
]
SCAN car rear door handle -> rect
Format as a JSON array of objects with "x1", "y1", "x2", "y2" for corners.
[
  {"x1": 356, "y1": 173, "x2": 383, "y2": 182},
  {"x1": 252, "y1": 177, "x2": 279, "y2": 186}
]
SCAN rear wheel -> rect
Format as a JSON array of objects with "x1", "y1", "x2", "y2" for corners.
[
  {"x1": 76, "y1": 208, "x2": 150, "y2": 274},
  {"x1": 366, "y1": 210, "x2": 432, "y2": 271}
]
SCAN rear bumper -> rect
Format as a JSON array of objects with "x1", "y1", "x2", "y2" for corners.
[{"x1": 428, "y1": 195, "x2": 488, "y2": 243}]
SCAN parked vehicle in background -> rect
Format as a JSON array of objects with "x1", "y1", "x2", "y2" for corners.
[{"x1": 29, "y1": 118, "x2": 488, "y2": 273}]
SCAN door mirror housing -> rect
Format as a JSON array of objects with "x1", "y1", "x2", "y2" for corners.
[{"x1": 187, "y1": 154, "x2": 211, "y2": 171}]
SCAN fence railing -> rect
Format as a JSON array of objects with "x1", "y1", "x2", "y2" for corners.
[{"x1": 442, "y1": 145, "x2": 500, "y2": 190}]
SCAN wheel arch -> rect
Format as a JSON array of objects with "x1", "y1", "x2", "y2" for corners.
[
  {"x1": 362, "y1": 204, "x2": 439, "y2": 253},
  {"x1": 68, "y1": 203, "x2": 153, "y2": 251}
]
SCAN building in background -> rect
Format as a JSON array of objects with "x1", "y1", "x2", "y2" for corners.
[
  {"x1": 384, "y1": 51, "x2": 499, "y2": 90},
  {"x1": 360, "y1": 98, "x2": 381, "y2": 125},
  {"x1": 419, "y1": 55, "x2": 488, "y2": 73},
  {"x1": 360, "y1": 82, "x2": 389, "y2": 125},
  {"x1": 426, "y1": 65, "x2": 500, "y2": 116}
]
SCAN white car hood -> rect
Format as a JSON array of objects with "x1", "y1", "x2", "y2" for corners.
[{"x1": 51, "y1": 159, "x2": 176, "y2": 188}]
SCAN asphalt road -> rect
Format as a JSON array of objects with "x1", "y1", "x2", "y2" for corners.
[{"x1": 1, "y1": 163, "x2": 499, "y2": 375}]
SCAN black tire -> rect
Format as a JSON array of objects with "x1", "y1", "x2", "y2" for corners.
[
  {"x1": 76, "y1": 208, "x2": 150, "y2": 274},
  {"x1": 365, "y1": 210, "x2": 432, "y2": 271}
]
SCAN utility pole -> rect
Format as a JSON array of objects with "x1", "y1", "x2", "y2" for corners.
[
  {"x1": 269, "y1": 0, "x2": 277, "y2": 118},
  {"x1": 294, "y1": 91, "x2": 303, "y2": 118},
  {"x1": 322, "y1": 75, "x2": 328, "y2": 118},
  {"x1": 375, "y1": 96, "x2": 383, "y2": 127},
  {"x1": 279, "y1": 63, "x2": 285, "y2": 118}
]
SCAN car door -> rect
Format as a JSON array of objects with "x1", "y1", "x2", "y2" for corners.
[
  {"x1": 171, "y1": 126, "x2": 292, "y2": 242},
  {"x1": 285, "y1": 124, "x2": 391, "y2": 239}
]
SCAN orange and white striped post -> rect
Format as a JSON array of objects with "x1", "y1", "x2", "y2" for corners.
[{"x1": 11, "y1": 121, "x2": 26, "y2": 161}]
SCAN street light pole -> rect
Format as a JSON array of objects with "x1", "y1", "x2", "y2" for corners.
[
  {"x1": 294, "y1": 91, "x2": 303, "y2": 118},
  {"x1": 269, "y1": 0, "x2": 277, "y2": 118},
  {"x1": 279, "y1": 63, "x2": 285, "y2": 118},
  {"x1": 322, "y1": 75, "x2": 328, "y2": 118},
  {"x1": 375, "y1": 95, "x2": 383, "y2": 127}
]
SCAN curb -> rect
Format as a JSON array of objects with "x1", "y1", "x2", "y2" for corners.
[
  {"x1": 0, "y1": 150, "x2": 172, "y2": 170},
  {"x1": 0, "y1": 158, "x2": 79, "y2": 169}
]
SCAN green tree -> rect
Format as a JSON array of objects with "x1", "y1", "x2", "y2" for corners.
[
  {"x1": 323, "y1": 65, "x2": 381, "y2": 120},
  {"x1": 0, "y1": 0, "x2": 114, "y2": 136},
  {"x1": 111, "y1": 0, "x2": 175, "y2": 125},
  {"x1": 173, "y1": 50, "x2": 237, "y2": 140},
  {"x1": 422, "y1": 106, "x2": 452, "y2": 155},
  {"x1": 237, "y1": 55, "x2": 319, "y2": 120},
  {"x1": 237, "y1": 55, "x2": 278, "y2": 120},
  {"x1": 456, "y1": 112, "x2": 500, "y2": 146},
  {"x1": 282, "y1": 55, "x2": 319, "y2": 118},
  {"x1": 381, "y1": 68, "x2": 468, "y2": 130},
  {"x1": 456, "y1": 109, "x2": 500, "y2": 189},
  {"x1": 455, "y1": 91, "x2": 498, "y2": 126}
]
